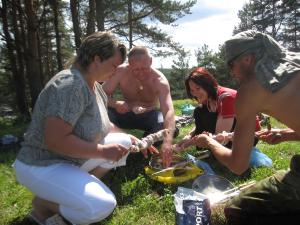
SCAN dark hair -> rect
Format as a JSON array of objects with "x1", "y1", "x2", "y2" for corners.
[
  {"x1": 185, "y1": 67, "x2": 218, "y2": 101},
  {"x1": 75, "y1": 31, "x2": 126, "y2": 71}
]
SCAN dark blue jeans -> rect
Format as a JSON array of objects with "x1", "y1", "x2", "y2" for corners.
[{"x1": 108, "y1": 107, "x2": 164, "y2": 138}]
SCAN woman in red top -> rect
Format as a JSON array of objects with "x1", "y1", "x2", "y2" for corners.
[{"x1": 177, "y1": 67, "x2": 260, "y2": 149}]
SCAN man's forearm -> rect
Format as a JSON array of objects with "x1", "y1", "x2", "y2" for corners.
[
  {"x1": 281, "y1": 129, "x2": 300, "y2": 141},
  {"x1": 163, "y1": 111, "x2": 176, "y2": 143}
]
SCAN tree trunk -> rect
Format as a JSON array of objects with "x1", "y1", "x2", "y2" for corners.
[
  {"x1": 37, "y1": 30, "x2": 45, "y2": 85},
  {"x1": 86, "y1": 0, "x2": 96, "y2": 35},
  {"x1": 1, "y1": 0, "x2": 30, "y2": 117},
  {"x1": 12, "y1": 0, "x2": 31, "y2": 117},
  {"x1": 42, "y1": 16, "x2": 51, "y2": 83},
  {"x1": 292, "y1": 7, "x2": 298, "y2": 51},
  {"x1": 24, "y1": 0, "x2": 43, "y2": 108},
  {"x1": 50, "y1": 0, "x2": 63, "y2": 71},
  {"x1": 96, "y1": 0, "x2": 105, "y2": 31},
  {"x1": 70, "y1": 0, "x2": 82, "y2": 49},
  {"x1": 128, "y1": 0, "x2": 133, "y2": 49}
]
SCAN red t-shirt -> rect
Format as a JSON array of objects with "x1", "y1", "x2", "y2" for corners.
[
  {"x1": 217, "y1": 86, "x2": 236, "y2": 119},
  {"x1": 217, "y1": 86, "x2": 260, "y2": 131}
]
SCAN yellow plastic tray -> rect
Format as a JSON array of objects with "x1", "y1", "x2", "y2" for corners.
[{"x1": 145, "y1": 162, "x2": 203, "y2": 184}]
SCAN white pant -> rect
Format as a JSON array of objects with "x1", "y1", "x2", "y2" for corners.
[{"x1": 13, "y1": 133, "x2": 132, "y2": 225}]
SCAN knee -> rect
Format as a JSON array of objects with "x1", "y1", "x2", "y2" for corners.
[
  {"x1": 76, "y1": 195, "x2": 117, "y2": 224},
  {"x1": 90, "y1": 196, "x2": 117, "y2": 222},
  {"x1": 88, "y1": 196, "x2": 117, "y2": 223}
]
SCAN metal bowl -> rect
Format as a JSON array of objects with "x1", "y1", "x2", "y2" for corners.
[{"x1": 192, "y1": 174, "x2": 234, "y2": 195}]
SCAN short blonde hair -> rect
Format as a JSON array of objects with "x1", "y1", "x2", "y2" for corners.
[{"x1": 128, "y1": 46, "x2": 150, "y2": 59}]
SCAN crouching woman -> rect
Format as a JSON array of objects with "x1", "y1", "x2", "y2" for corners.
[{"x1": 13, "y1": 31, "x2": 128, "y2": 225}]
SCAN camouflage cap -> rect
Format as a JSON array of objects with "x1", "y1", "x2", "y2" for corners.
[
  {"x1": 225, "y1": 31, "x2": 260, "y2": 65},
  {"x1": 224, "y1": 30, "x2": 300, "y2": 92}
]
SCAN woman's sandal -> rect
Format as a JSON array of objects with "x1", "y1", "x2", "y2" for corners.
[
  {"x1": 27, "y1": 211, "x2": 44, "y2": 225},
  {"x1": 45, "y1": 214, "x2": 68, "y2": 225},
  {"x1": 28, "y1": 212, "x2": 70, "y2": 225}
]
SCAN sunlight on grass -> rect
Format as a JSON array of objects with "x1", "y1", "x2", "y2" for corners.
[
  {"x1": 1, "y1": 100, "x2": 300, "y2": 225},
  {"x1": 0, "y1": 152, "x2": 33, "y2": 225}
]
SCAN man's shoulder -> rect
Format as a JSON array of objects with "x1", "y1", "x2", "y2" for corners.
[
  {"x1": 236, "y1": 78, "x2": 267, "y2": 111},
  {"x1": 151, "y1": 67, "x2": 168, "y2": 84},
  {"x1": 152, "y1": 67, "x2": 165, "y2": 76},
  {"x1": 116, "y1": 63, "x2": 130, "y2": 75},
  {"x1": 109, "y1": 64, "x2": 131, "y2": 84},
  {"x1": 149, "y1": 68, "x2": 170, "y2": 96}
]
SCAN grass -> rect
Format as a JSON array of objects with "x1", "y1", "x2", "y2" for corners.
[{"x1": 1, "y1": 101, "x2": 300, "y2": 225}]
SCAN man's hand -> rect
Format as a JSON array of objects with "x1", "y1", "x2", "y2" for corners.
[
  {"x1": 132, "y1": 106, "x2": 147, "y2": 114},
  {"x1": 161, "y1": 141, "x2": 173, "y2": 168},
  {"x1": 256, "y1": 129, "x2": 283, "y2": 144},
  {"x1": 141, "y1": 145, "x2": 159, "y2": 158},
  {"x1": 115, "y1": 101, "x2": 130, "y2": 113}
]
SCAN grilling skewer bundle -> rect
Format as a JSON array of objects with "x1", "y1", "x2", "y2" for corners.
[{"x1": 129, "y1": 129, "x2": 170, "y2": 152}]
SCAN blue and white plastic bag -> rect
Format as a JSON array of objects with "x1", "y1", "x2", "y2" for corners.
[{"x1": 174, "y1": 187, "x2": 211, "y2": 225}]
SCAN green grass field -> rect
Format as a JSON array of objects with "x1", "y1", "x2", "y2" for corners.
[{"x1": 1, "y1": 100, "x2": 299, "y2": 225}]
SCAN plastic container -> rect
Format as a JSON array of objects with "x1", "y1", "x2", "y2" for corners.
[
  {"x1": 1, "y1": 134, "x2": 18, "y2": 145},
  {"x1": 181, "y1": 104, "x2": 195, "y2": 115}
]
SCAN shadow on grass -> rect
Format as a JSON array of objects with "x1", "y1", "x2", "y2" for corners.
[
  {"x1": 101, "y1": 151, "x2": 199, "y2": 207},
  {"x1": 102, "y1": 152, "x2": 167, "y2": 205},
  {"x1": 204, "y1": 154, "x2": 252, "y2": 183},
  {"x1": 8, "y1": 216, "x2": 37, "y2": 225}
]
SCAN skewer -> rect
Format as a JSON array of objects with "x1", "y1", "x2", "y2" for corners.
[
  {"x1": 129, "y1": 129, "x2": 170, "y2": 152},
  {"x1": 211, "y1": 180, "x2": 256, "y2": 205},
  {"x1": 221, "y1": 180, "x2": 256, "y2": 195},
  {"x1": 150, "y1": 161, "x2": 190, "y2": 176}
]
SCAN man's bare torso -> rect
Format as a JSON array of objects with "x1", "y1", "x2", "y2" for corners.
[
  {"x1": 119, "y1": 66, "x2": 162, "y2": 109},
  {"x1": 240, "y1": 71, "x2": 300, "y2": 134}
]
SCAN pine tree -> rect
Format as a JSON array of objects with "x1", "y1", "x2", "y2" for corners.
[
  {"x1": 96, "y1": 0, "x2": 197, "y2": 56},
  {"x1": 169, "y1": 49, "x2": 190, "y2": 99},
  {"x1": 281, "y1": 0, "x2": 300, "y2": 51}
]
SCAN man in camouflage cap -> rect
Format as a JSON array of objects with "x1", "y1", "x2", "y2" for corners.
[
  {"x1": 225, "y1": 30, "x2": 300, "y2": 92},
  {"x1": 192, "y1": 30, "x2": 300, "y2": 224}
]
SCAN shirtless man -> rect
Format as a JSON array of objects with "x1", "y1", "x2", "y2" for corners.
[
  {"x1": 103, "y1": 46, "x2": 176, "y2": 167},
  {"x1": 192, "y1": 30, "x2": 300, "y2": 224}
]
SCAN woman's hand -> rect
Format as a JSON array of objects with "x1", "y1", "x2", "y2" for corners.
[
  {"x1": 214, "y1": 131, "x2": 233, "y2": 145},
  {"x1": 191, "y1": 132, "x2": 212, "y2": 148},
  {"x1": 128, "y1": 134, "x2": 159, "y2": 158},
  {"x1": 98, "y1": 143, "x2": 129, "y2": 162},
  {"x1": 173, "y1": 135, "x2": 193, "y2": 152},
  {"x1": 128, "y1": 134, "x2": 139, "y2": 146}
]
